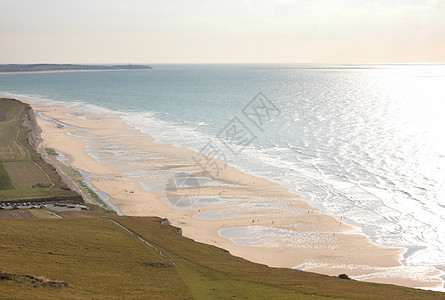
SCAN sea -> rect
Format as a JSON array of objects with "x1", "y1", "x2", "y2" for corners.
[{"x1": 1, "y1": 63, "x2": 445, "y2": 286}]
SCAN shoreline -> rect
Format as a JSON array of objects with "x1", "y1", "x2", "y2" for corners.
[{"x1": 19, "y1": 98, "x2": 444, "y2": 290}]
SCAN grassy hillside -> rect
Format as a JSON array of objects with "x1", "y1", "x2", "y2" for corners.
[
  {"x1": 0, "y1": 98, "x2": 82, "y2": 203},
  {"x1": 0, "y1": 217, "x2": 190, "y2": 299},
  {"x1": 0, "y1": 214, "x2": 443, "y2": 299}
]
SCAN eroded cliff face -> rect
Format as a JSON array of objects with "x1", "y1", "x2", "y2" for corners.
[
  {"x1": 23, "y1": 105, "x2": 42, "y2": 151},
  {"x1": 19, "y1": 101, "x2": 87, "y2": 203}
]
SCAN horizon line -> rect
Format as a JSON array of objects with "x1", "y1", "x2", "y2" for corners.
[{"x1": 1, "y1": 62, "x2": 445, "y2": 66}]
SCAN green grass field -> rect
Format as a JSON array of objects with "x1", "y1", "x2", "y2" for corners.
[
  {"x1": 2, "y1": 161, "x2": 51, "y2": 188},
  {"x1": 0, "y1": 161, "x2": 14, "y2": 190},
  {"x1": 0, "y1": 214, "x2": 443, "y2": 299},
  {"x1": 0, "y1": 98, "x2": 82, "y2": 203},
  {"x1": 0, "y1": 140, "x2": 17, "y2": 160}
]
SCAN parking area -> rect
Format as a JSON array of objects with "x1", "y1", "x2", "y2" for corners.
[{"x1": 0, "y1": 202, "x2": 89, "y2": 212}]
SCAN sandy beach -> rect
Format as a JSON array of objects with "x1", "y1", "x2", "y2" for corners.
[{"x1": 26, "y1": 100, "x2": 443, "y2": 289}]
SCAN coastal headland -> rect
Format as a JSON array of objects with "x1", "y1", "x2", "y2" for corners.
[{"x1": 0, "y1": 64, "x2": 152, "y2": 73}]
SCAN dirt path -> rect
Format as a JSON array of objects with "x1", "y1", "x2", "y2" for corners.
[{"x1": 107, "y1": 218, "x2": 176, "y2": 265}]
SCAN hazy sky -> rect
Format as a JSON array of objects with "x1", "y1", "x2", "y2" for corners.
[{"x1": 1, "y1": 0, "x2": 444, "y2": 64}]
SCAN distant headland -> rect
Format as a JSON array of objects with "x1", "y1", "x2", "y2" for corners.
[{"x1": 0, "y1": 64, "x2": 152, "y2": 73}]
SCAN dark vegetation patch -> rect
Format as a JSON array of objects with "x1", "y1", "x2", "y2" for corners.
[
  {"x1": 0, "y1": 271, "x2": 68, "y2": 288},
  {"x1": 141, "y1": 262, "x2": 172, "y2": 268}
]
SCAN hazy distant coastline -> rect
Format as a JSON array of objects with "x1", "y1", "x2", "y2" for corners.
[{"x1": 0, "y1": 64, "x2": 152, "y2": 73}]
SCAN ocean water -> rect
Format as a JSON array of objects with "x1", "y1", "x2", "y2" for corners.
[{"x1": 1, "y1": 64, "x2": 445, "y2": 282}]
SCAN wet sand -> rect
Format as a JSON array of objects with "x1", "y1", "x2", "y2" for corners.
[{"x1": 26, "y1": 100, "x2": 443, "y2": 289}]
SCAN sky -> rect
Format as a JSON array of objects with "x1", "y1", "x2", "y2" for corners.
[{"x1": 0, "y1": 0, "x2": 444, "y2": 64}]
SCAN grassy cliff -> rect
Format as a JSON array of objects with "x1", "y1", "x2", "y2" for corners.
[{"x1": 0, "y1": 98, "x2": 82, "y2": 203}]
